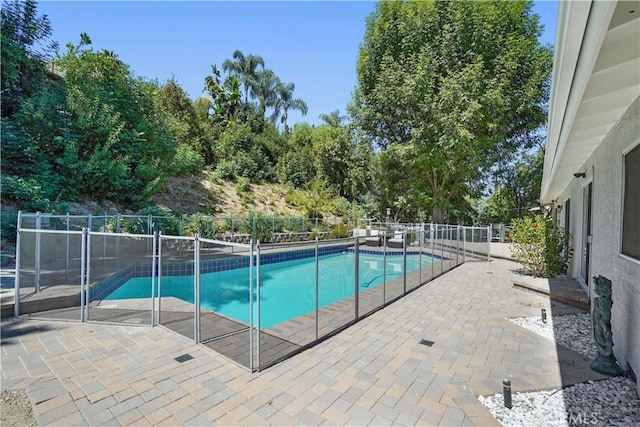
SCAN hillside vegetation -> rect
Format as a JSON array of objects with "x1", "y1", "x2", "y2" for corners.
[
  {"x1": 2, "y1": 0, "x2": 550, "y2": 238},
  {"x1": 153, "y1": 173, "x2": 302, "y2": 218}
]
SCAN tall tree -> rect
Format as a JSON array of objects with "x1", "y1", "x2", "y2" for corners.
[
  {"x1": 271, "y1": 82, "x2": 308, "y2": 134},
  {"x1": 319, "y1": 109, "x2": 348, "y2": 127},
  {"x1": 203, "y1": 65, "x2": 241, "y2": 121},
  {"x1": 351, "y1": 0, "x2": 552, "y2": 223},
  {"x1": 48, "y1": 35, "x2": 176, "y2": 203},
  {"x1": 312, "y1": 126, "x2": 352, "y2": 196},
  {"x1": 479, "y1": 148, "x2": 545, "y2": 224},
  {"x1": 251, "y1": 69, "x2": 279, "y2": 113},
  {"x1": 222, "y1": 50, "x2": 264, "y2": 105}
]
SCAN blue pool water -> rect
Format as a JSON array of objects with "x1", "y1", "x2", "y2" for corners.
[{"x1": 105, "y1": 252, "x2": 433, "y2": 328}]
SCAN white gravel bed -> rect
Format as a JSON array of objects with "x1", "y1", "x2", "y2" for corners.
[
  {"x1": 509, "y1": 312, "x2": 597, "y2": 359},
  {"x1": 479, "y1": 376, "x2": 640, "y2": 427},
  {"x1": 481, "y1": 313, "x2": 639, "y2": 426}
]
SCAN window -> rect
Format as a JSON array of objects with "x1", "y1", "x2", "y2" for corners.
[{"x1": 622, "y1": 144, "x2": 640, "y2": 260}]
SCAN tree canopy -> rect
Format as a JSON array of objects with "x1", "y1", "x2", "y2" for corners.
[
  {"x1": 351, "y1": 0, "x2": 552, "y2": 222},
  {"x1": 1, "y1": 0, "x2": 550, "y2": 228}
]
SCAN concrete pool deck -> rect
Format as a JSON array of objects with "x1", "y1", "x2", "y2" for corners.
[{"x1": 1, "y1": 258, "x2": 607, "y2": 426}]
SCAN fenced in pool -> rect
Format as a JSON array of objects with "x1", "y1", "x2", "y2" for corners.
[{"x1": 13, "y1": 212, "x2": 491, "y2": 371}]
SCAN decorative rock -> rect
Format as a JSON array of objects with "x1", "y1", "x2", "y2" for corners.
[
  {"x1": 509, "y1": 313, "x2": 597, "y2": 359},
  {"x1": 483, "y1": 312, "x2": 640, "y2": 426}
]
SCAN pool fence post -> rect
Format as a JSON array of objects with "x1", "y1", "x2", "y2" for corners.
[
  {"x1": 419, "y1": 227, "x2": 423, "y2": 285},
  {"x1": 487, "y1": 225, "x2": 491, "y2": 262},
  {"x1": 431, "y1": 224, "x2": 434, "y2": 279},
  {"x1": 103, "y1": 214, "x2": 107, "y2": 260},
  {"x1": 383, "y1": 233, "x2": 387, "y2": 305},
  {"x1": 81, "y1": 228, "x2": 87, "y2": 322},
  {"x1": 315, "y1": 220, "x2": 319, "y2": 341},
  {"x1": 249, "y1": 240, "x2": 254, "y2": 372},
  {"x1": 194, "y1": 234, "x2": 201, "y2": 344},
  {"x1": 256, "y1": 241, "x2": 261, "y2": 369},
  {"x1": 440, "y1": 224, "x2": 444, "y2": 275},
  {"x1": 116, "y1": 214, "x2": 121, "y2": 261},
  {"x1": 464, "y1": 227, "x2": 468, "y2": 262},
  {"x1": 157, "y1": 232, "x2": 163, "y2": 326},
  {"x1": 66, "y1": 213, "x2": 70, "y2": 279},
  {"x1": 471, "y1": 227, "x2": 475, "y2": 258},
  {"x1": 403, "y1": 230, "x2": 407, "y2": 294},
  {"x1": 252, "y1": 216, "x2": 257, "y2": 245},
  {"x1": 456, "y1": 225, "x2": 460, "y2": 265},
  {"x1": 86, "y1": 229, "x2": 93, "y2": 321},
  {"x1": 429, "y1": 223, "x2": 434, "y2": 251},
  {"x1": 447, "y1": 225, "x2": 453, "y2": 270},
  {"x1": 354, "y1": 228, "x2": 359, "y2": 321},
  {"x1": 14, "y1": 212, "x2": 22, "y2": 319},
  {"x1": 151, "y1": 231, "x2": 158, "y2": 327},
  {"x1": 35, "y1": 211, "x2": 41, "y2": 293}
]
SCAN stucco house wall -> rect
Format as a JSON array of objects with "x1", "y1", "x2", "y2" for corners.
[{"x1": 556, "y1": 97, "x2": 640, "y2": 389}]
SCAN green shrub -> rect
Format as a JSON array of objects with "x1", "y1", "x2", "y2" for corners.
[
  {"x1": 215, "y1": 160, "x2": 236, "y2": 181},
  {"x1": 183, "y1": 214, "x2": 217, "y2": 238},
  {"x1": 172, "y1": 144, "x2": 204, "y2": 176},
  {"x1": 510, "y1": 214, "x2": 572, "y2": 278},
  {"x1": 139, "y1": 205, "x2": 180, "y2": 235},
  {"x1": 309, "y1": 230, "x2": 325, "y2": 241},
  {"x1": 1, "y1": 174, "x2": 51, "y2": 212},
  {"x1": 236, "y1": 177, "x2": 251, "y2": 194},
  {"x1": 240, "y1": 212, "x2": 273, "y2": 244},
  {"x1": 329, "y1": 223, "x2": 348, "y2": 239},
  {"x1": 1, "y1": 210, "x2": 18, "y2": 242}
]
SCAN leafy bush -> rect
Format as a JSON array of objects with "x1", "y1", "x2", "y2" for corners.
[
  {"x1": 510, "y1": 214, "x2": 572, "y2": 278},
  {"x1": 120, "y1": 217, "x2": 150, "y2": 235},
  {"x1": 183, "y1": 214, "x2": 217, "y2": 238},
  {"x1": 1, "y1": 174, "x2": 51, "y2": 212},
  {"x1": 172, "y1": 144, "x2": 203, "y2": 176},
  {"x1": 239, "y1": 212, "x2": 273, "y2": 244},
  {"x1": 215, "y1": 160, "x2": 236, "y2": 181},
  {"x1": 329, "y1": 223, "x2": 348, "y2": 239},
  {"x1": 1, "y1": 210, "x2": 18, "y2": 242},
  {"x1": 232, "y1": 151, "x2": 259, "y2": 179},
  {"x1": 236, "y1": 177, "x2": 251, "y2": 194},
  {"x1": 139, "y1": 205, "x2": 180, "y2": 235}
]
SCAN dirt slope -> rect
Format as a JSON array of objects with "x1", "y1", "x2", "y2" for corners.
[{"x1": 153, "y1": 171, "x2": 302, "y2": 217}]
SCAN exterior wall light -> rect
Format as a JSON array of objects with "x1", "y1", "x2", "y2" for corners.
[{"x1": 573, "y1": 172, "x2": 586, "y2": 178}]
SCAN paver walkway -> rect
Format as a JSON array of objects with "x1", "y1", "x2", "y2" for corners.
[{"x1": 1, "y1": 259, "x2": 607, "y2": 426}]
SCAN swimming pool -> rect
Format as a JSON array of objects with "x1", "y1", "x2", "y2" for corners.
[{"x1": 104, "y1": 251, "x2": 433, "y2": 328}]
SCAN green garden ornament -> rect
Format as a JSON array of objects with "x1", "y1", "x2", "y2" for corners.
[{"x1": 591, "y1": 275, "x2": 622, "y2": 375}]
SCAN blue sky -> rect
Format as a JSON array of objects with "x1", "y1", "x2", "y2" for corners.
[{"x1": 38, "y1": 1, "x2": 558, "y2": 127}]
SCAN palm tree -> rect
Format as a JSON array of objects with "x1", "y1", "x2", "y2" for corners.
[
  {"x1": 222, "y1": 50, "x2": 265, "y2": 105},
  {"x1": 319, "y1": 109, "x2": 348, "y2": 127},
  {"x1": 251, "y1": 69, "x2": 279, "y2": 113},
  {"x1": 271, "y1": 82, "x2": 308, "y2": 134}
]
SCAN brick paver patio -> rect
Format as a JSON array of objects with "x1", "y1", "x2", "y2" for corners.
[{"x1": 1, "y1": 258, "x2": 607, "y2": 426}]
